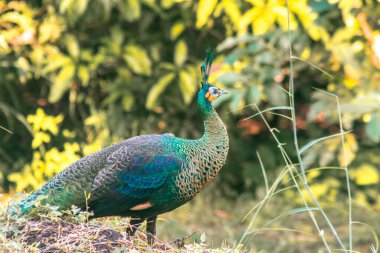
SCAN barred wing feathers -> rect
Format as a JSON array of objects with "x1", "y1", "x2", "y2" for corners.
[{"x1": 88, "y1": 144, "x2": 183, "y2": 217}]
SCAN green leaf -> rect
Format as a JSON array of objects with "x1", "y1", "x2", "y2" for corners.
[
  {"x1": 265, "y1": 85, "x2": 287, "y2": 106},
  {"x1": 78, "y1": 65, "x2": 89, "y2": 86},
  {"x1": 248, "y1": 86, "x2": 261, "y2": 105},
  {"x1": 196, "y1": 0, "x2": 218, "y2": 28},
  {"x1": 77, "y1": 0, "x2": 89, "y2": 16},
  {"x1": 146, "y1": 73, "x2": 176, "y2": 110},
  {"x1": 122, "y1": 93, "x2": 134, "y2": 111},
  {"x1": 179, "y1": 70, "x2": 196, "y2": 105},
  {"x1": 41, "y1": 54, "x2": 72, "y2": 74},
  {"x1": 49, "y1": 64, "x2": 75, "y2": 103},
  {"x1": 174, "y1": 40, "x2": 187, "y2": 67},
  {"x1": 229, "y1": 90, "x2": 244, "y2": 113},
  {"x1": 170, "y1": 22, "x2": 185, "y2": 40},
  {"x1": 124, "y1": 45, "x2": 152, "y2": 76},
  {"x1": 217, "y1": 35, "x2": 260, "y2": 51},
  {"x1": 60, "y1": 0, "x2": 88, "y2": 17},
  {"x1": 217, "y1": 71, "x2": 248, "y2": 85},
  {"x1": 365, "y1": 113, "x2": 380, "y2": 143},
  {"x1": 120, "y1": 0, "x2": 141, "y2": 22},
  {"x1": 65, "y1": 34, "x2": 79, "y2": 58},
  {"x1": 59, "y1": 0, "x2": 75, "y2": 14},
  {"x1": 107, "y1": 26, "x2": 124, "y2": 55},
  {"x1": 150, "y1": 44, "x2": 161, "y2": 62},
  {"x1": 161, "y1": 0, "x2": 175, "y2": 9}
]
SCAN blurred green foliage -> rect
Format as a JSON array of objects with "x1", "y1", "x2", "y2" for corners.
[{"x1": 0, "y1": 0, "x2": 379, "y2": 209}]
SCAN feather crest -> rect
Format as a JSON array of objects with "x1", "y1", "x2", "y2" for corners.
[{"x1": 201, "y1": 48, "x2": 215, "y2": 88}]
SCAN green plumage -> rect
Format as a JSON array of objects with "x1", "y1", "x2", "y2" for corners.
[
  {"x1": 201, "y1": 48, "x2": 215, "y2": 86},
  {"x1": 16, "y1": 50, "x2": 229, "y2": 244}
]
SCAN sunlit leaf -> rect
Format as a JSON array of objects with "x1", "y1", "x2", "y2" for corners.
[
  {"x1": 196, "y1": 0, "x2": 218, "y2": 28},
  {"x1": 146, "y1": 73, "x2": 176, "y2": 109},
  {"x1": 273, "y1": 6, "x2": 297, "y2": 31},
  {"x1": 78, "y1": 65, "x2": 89, "y2": 86},
  {"x1": 174, "y1": 40, "x2": 187, "y2": 67},
  {"x1": 38, "y1": 15, "x2": 65, "y2": 44},
  {"x1": 77, "y1": 0, "x2": 89, "y2": 16},
  {"x1": 65, "y1": 34, "x2": 79, "y2": 58},
  {"x1": 150, "y1": 44, "x2": 161, "y2": 62},
  {"x1": 120, "y1": 0, "x2": 141, "y2": 22},
  {"x1": 170, "y1": 22, "x2": 185, "y2": 40},
  {"x1": 252, "y1": 10, "x2": 276, "y2": 34},
  {"x1": 49, "y1": 64, "x2": 75, "y2": 103},
  {"x1": 222, "y1": 0, "x2": 241, "y2": 29},
  {"x1": 124, "y1": 45, "x2": 152, "y2": 76},
  {"x1": 59, "y1": 0, "x2": 75, "y2": 14},
  {"x1": 41, "y1": 53, "x2": 72, "y2": 74},
  {"x1": 161, "y1": 0, "x2": 176, "y2": 9},
  {"x1": 122, "y1": 93, "x2": 134, "y2": 111},
  {"x1": 107, "y1": 26, "x2": 124, "y2": 55},
  {"x1": 239, "y1": 9, "x2": 260, "y2": 34},
  {"x1": 179, "y1": 70, "x2": 196, "y2": 105}
]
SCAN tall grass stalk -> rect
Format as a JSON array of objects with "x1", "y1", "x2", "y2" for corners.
[
  {"x1": 238, "y1": 1, "x2": 357, "y2": 251},
  {"x1": 313, "y1": 87, "x2": 353, "y2": 252},
  {"x1": 285, "y1": 0, "x2": 347, "y2": 250},
  {"x1": 252, "y1": 104, "x2": 332, "y2": 252}
]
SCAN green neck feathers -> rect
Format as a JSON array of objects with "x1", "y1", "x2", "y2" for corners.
[{"x1": 197, "y1": 88, "x2": 227, "y2": 140}]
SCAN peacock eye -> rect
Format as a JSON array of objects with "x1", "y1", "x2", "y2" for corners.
[{"x1": 209, "y1": 87, "x2": 219, "y2": 96}]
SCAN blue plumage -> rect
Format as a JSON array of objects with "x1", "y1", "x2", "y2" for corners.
[{"x1": 118, "y1": 155, "x2": 180, "y2": 188}]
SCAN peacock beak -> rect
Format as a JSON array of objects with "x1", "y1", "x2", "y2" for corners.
[{"x1": 218, "y1": 89, "x2": 228, "y2": 95}]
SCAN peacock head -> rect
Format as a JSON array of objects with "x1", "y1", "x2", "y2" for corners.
[
  {"x1": 199, "y1": 49, "x2": 228, "y2": 104},
  {"x1": 202, "y1": 84, "x2": 228, "y2": 102}
]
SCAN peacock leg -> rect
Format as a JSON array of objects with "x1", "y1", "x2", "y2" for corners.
[
  {"x1": 146, "y1": 215, "x2": 157, "y2": 245},
  {"x1": 127, "y1": 216, "x2": 145, "y2": 237}
]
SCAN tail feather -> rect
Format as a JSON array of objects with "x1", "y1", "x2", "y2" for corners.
[{"x1": 9, "y1": 194, "x2": 37, "y2": 217}]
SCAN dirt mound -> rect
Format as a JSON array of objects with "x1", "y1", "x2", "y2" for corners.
[{"x1": 4, "y1": 219, "x2": 173, "y2": 252}]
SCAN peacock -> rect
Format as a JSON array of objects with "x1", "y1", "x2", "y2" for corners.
[{"x1": 14, "y1": 49, "x2": 229, "y2": 244}]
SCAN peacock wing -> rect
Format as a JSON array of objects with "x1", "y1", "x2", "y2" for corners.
[{"x1": 88, "y1": 145, "x2": 182, "y2": 217}]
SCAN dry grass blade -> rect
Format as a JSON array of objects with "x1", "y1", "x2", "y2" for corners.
[
  {"x1": 0, "y1": 125, "x2": 13, "y2": 134},
  {"x1": 247, "y1": 227, "x2": 315, "y2": 238},
  {"x1": 256, "y1": 151, "x2": 269, "y2": 194},
  {"x1": 299, "y1": 131, "x2": 352, "y2": 154},
  {"x1": 351, "y1": 221, "x2": 379, "y2": 253},
  {"x1": 241, "y1": 106, "x2": 292, "y2": 121},
  {"x1": 290, "y1": 56, "x2": 334, "y2": 79}
]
